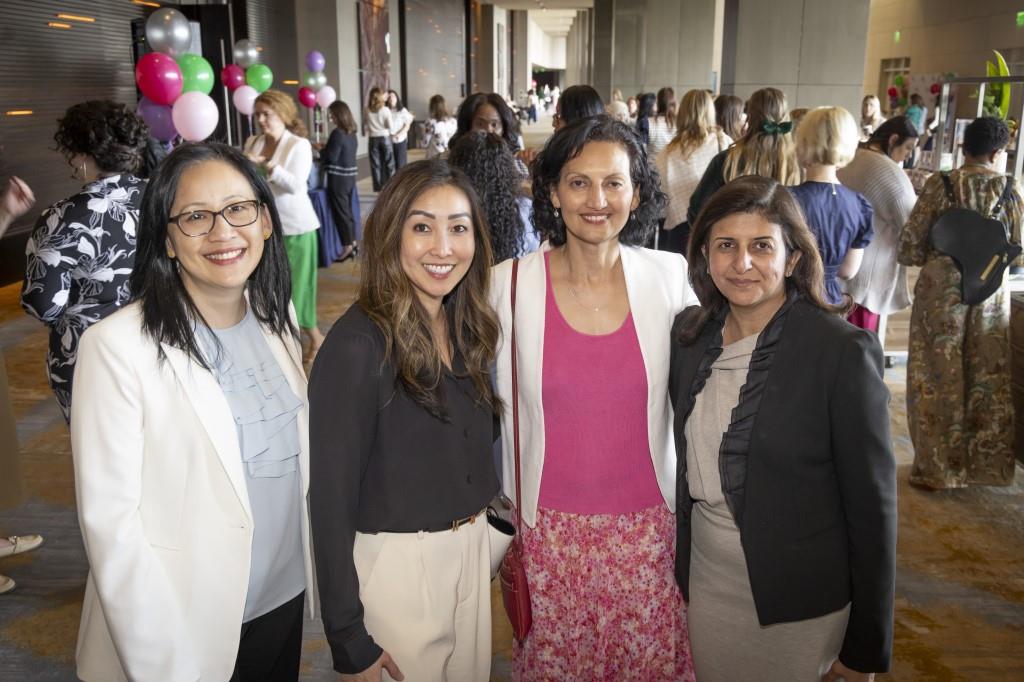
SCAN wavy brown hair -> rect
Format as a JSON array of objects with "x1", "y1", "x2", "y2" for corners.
[
  {"x1": 255, "y1": 89, "x2": 308, "y2": 137},
  {"x1": 359, "y1": 159, "x2": 501, "y2": 419},
  {"x1": 678, "y1": 174, "x2": 844, "y2": 345},
  {"x1": 722, "y1": 87, "x2": 799, "y2": 185},
  {"x1": 667, "y1": 89, "x2": 723, "y2": 159}
]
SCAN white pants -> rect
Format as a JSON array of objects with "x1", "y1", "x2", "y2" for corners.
[{"x1": 354, "y1": 512, "x2": 491, "y2": 682}]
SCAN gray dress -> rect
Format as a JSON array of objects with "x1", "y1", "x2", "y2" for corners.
[{"x1": 684, "y1": 333, "x2": 850, "y2": 681}]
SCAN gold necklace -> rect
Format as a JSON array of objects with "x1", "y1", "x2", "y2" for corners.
[{"x1": 567, "y1": 284, "x2": 602, "y2": 312}]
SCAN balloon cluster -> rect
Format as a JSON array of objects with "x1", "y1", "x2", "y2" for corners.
[
  {"x1": 222, "y1": 39, "x2": 274, "y2": 116},
  {"x1": 135, "y1": 8, "x2": 219, "y2": 142},
  {"x1": 299, "y1": 51, "x2": 336, "y2": 110}
]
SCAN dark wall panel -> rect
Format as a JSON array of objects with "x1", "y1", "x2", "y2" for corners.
[{"x1": 400, "y1": 0, "x2": 465, "y2": 119}]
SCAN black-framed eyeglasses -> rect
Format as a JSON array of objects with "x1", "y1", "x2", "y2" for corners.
[{"x1": 169, "y1": 200, "x2": 262, "y2": 237}]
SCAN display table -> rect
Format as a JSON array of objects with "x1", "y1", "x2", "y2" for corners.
[{"x1": 308, "y1": 188, "x2": 361, "y2": 267}]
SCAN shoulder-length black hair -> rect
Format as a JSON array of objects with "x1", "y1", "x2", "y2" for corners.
[
  {"x1": 453, "y1": 92, "x2": 520, "y2": 151},
  {"x1": 54, "y1": 100, "x2": 149, "y2": 174},
  {"x1": 558, "y1": 85, "x2": 604, "y2": 126},
  {"x1": 865, "y1": 115, "x2": 919, "y2": 155},
  {"x1": 636, "y1": 92, "x2": 657, "y2": 120},
  {"x1": 531, "y1": 114, "x2": 667, "y2": 247},
  {"x1": 129, "y1": 142, "x2": 297, "y2": 367}
]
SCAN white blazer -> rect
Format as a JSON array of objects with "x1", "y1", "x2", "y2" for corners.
[
  {"x1": 70, "y1": 302, "x2": 315, "y2": 682},
  {"x1": 244, "y1": 129, "x2": 320, "y2": 236},
  {"x1": 489, "y1": 245, "x2": 699, "y2": 527}
]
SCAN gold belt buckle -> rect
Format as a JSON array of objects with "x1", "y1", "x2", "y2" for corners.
[{"x1": 451, "y1": 512, "x2": 478, "y2": 531}]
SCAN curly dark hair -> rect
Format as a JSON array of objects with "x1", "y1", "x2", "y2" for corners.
[
  {"x1": 452, "y1": 92, "x2": 521, "y2": 151},
  {"x1": 448, "y1": 132, "x2": 531, "y2": 263},
  {"x1": 54, "y1": 100, "x2": 149, "y2": 174},
  {"x1": 531, "y1": 114, "x2": 667, "y2": 247},
  {"x1": 963, "y1": 116, "x2": 1010, "y2": 157}
]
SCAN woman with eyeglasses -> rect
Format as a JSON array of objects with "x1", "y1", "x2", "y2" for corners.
[{"x1": 71, "y1": 142, "x2": 315, "y2": 682}]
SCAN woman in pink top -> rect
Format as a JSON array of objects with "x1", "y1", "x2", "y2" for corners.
[{"x1": 490, "y1": 115, "x2": 699, "y2": 680}]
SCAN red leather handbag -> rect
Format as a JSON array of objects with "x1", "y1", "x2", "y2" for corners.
[{"x1": 499, "y1": 259, "x2": 533, "y2": 642}]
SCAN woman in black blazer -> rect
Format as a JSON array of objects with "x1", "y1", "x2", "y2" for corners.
[{"x1": 669, "y1": 175, "x2": 896, "y2": 681}]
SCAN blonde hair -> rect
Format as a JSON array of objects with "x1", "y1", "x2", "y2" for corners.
[
  {"x1": 368, "y1": 87, "x2": 386, "y2": 113},
  {"x1": 722, "y1": 87, "x2": 799, "y2": 185},
  {"x1": 667, "y1": 89, "x2": 720, "y2": 159},
  {"x1": 254, "y1": 89, "x2": 308, "y2": 137},
  {"x1": 796, "y1": 106, "x2": 859, "y2": 168}
]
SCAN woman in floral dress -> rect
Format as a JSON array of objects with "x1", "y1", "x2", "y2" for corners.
[
  {"x1": 898, "y1": 117, "x2": 1023, "y2": 489},
  {"x1": 21, "y1": 101, "x2": 148, "y2": 421}
]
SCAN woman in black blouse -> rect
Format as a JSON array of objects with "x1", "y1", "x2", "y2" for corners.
[
  {"x1": 322, "y1": 100, "x2": 359, "y2": 262},
  {"x1": 309, "y1": 159, "x2": 501, "y2": 681}
]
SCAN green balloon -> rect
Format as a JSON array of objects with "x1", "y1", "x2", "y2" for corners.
[
  {"x1": 893, "y1": 74, "x2": 905, "y2": 87},
  {"x1": 177, "y1": 54, "x2": 215, "y2": 95},
  {"x1": 246, "y1": 64, "x2": 274, "y2": 93},
  {"x1": 302, "y1": 71, "x2": 319, "y2": 88}
]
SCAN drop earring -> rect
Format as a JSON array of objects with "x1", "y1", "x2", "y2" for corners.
[{"x1": 553, "y1": 207, "x2": 560, "y2": 219}]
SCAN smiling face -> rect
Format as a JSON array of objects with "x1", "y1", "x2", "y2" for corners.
[
  {"x1": 550, "y1": 140, "x2": 639, "y2": 246},
  {"x1": 472, "y1": 103, "x2": 504, "y2": 136},
  {"x1": 165, "y1": 160, "x2": 270, "y2": 310},
  {"x1": 399, "y1": 183, "x2": 476, "y2": 314},
  {"x1": 704, "y1": 212, "x2": 800, "y2": 315},
  {"x1": 253, "y1": 102, "x2": 286, "y2": 138}
]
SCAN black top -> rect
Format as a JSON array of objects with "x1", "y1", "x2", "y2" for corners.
[
  {"x1": 669, "y1": 294, "x2": 897, "y2": 674},
  {"x1": 321, "y1": 128, "x2": 358, "y2": 179},
  {"x1": 686, "y1": 147, "x2": 729, "y2": 226},
  {"x1": 308, "y1": 303, "x2": 499, "y2": 674}
]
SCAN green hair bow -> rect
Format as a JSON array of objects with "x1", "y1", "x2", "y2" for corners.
[{"x1": 761, "y1": 120, "x2": 793, "y2": 135}]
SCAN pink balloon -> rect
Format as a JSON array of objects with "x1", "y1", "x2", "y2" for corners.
[
  {"x1": 297, "y1": 87, "x2": 316, "y2": 109},
  {"x1": 233, "y1": 85, "x2": 259, "y2": 115},
  {"x1": 172, "y1": 91, "x2": 219, "y2": 141},
  {"x1": 316, "y1": 85, "x2": 337, "y2": 109},
  {"x1": 220, "y1": 64, "x2": 245, "y2": 91},
  {"x1": 135, "y1": 53, "x2": 183, "y2": 106}
]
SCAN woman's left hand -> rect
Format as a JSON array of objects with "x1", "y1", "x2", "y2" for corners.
[{"x1": 822, "y1": 659, "x2": 874, "y2": 682}]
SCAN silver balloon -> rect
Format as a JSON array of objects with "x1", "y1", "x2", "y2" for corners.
[
  {"x1": 233, "y1": 39, "x2": 260, "y2": 68},
  {"x1": 145, "y1": 8, "x2": 192, "y2": 58},
  {"x1": 302, "y1": 71, "x2": 319, "y2": 89}
]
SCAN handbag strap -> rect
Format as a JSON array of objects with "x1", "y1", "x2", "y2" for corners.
[
  {"x1": 991, "y1": 175, "x2": 1017, "y2": 221},
  {"x1": 510, "y1": 259, "x2": 523, "y2": 534},
  {"x1": 940, "y1": 172, "x2": 957, "y2": 206}
]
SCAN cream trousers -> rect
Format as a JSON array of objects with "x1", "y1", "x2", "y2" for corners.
[{"x1": 354, "y1": 511, "x2": 492, "y2": 682}]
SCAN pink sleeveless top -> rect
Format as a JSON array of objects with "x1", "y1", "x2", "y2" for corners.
[{"x1": 538, "y1": 253, "x2": 663, "y2": 515}]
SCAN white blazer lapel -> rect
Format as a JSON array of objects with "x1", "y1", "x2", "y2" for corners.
[
  {"x1": 160, "y1": 343, "x2": 253, "y2": 522},
  {"x1": 620, "y1": 247, "x2": 665, "y2": 403}
]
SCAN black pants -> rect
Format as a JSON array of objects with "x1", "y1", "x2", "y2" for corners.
[
  {"x1": 368, "y1": 137, "x2": 394, "y2": 191},
  {"x1": 230, "y1": 591, "x2": 304, "y2": 682},
  {"x1": 393, "y1": 140, "x2": 408, "y2": 169},
  {"x1": 327, "y1": 176, "x2": 356, "y2": 246}
]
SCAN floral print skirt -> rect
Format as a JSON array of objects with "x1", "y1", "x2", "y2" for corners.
[{"x1": 512, "y1": 504, "x2": 694, "y2": 681}]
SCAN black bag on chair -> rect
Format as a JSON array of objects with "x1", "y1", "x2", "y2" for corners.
[{"x1": 929, "y1": 173, "x2": 1022, "y2": 305}]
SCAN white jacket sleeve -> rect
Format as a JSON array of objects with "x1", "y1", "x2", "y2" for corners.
[
  {"x1": 269, "y1": 136, "x2": 313, "y2": 196},
  {"x1": 71, "y1": 328, "x2": 200, "y2": 682}
]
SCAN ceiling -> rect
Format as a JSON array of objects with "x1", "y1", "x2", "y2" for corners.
[{"x1": 492, "y1": 1, "x2": 592, "y2": 38}]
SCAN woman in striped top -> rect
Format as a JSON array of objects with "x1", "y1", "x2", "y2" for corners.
[{"x1": 322, "y1": 101, "x2": 359, "y2": 262}]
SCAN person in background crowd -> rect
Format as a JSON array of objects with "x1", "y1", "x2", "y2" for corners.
[
  {"x1": 904, "y1": 93, "x2": 926, "y2": 136},
  {"x1": 860, "y1": 94, "x2": 886, "y2": 139},
  {"x1": 1, "y1": 175, "x2": 44, "y2": 596},
  {"x1": 688, "y1": 87, "x2": 800, "y2": 225},
  {"x1": 453, "y1": 92, "x2": 530, "y2": 178},
  {"x1": 790, "y1": 107, "x2": 873, "y2": 305},
  {"x1": 423, "y1": 94, "x2": 458, "y2": 159},
  {"x1": 363, "y1": 87, "x2": 398, "y2": 191},
  {"x1": 21, "y1": 100, "x2": 148, "y2": 422},
  {"x1": 71, "y1": 142, "x2": 315, "y2": 681},
  {"x1": 838, "y1": 116, "x2": 919, "y2": 337},
  {"x1": 322, "y1": 101, "x2": 359, "y2": 263},
  {"x1": 648, "y1": 86, "x2": 677, "y2": 159},
  {"x1": 387, "y1": 90, "x2": 414, "y2": 170},
  {"x1": 672, "y1": 175, "x2": 896, "y2": 682},
  {"x1": 656, "y1": 89, "x2": 733, "y2": 254},
  {"x1": 634, "y1": 92, "x2": 657, "y2": 146},
  {"x1": 627, "y1": 96, "x2": 639, "y2": 121},
  {"x1": 528, "y1": 89, "x2": 540, "y2": 123},
  {"x1": 714, "y1": 94, "x2": 746, "y2": 141},
  {"x1": 310, "y1": 160, "x2": 500, "y2": 681},
  {"x1": 553, "y1": 84, "x2": 605, "y2": 131},
  {"x1": 245, "y1": 89, "x2": 324, "y2": 363},
  {"x1": 898, "y1": 117, "x2": 1023, "y2": 490},
  {"x1": 448, "y1": 132, "x2": 539, "y2": 262},
  {"x1": 491, "y1": 115, "x2": 697, "y2": 679}
]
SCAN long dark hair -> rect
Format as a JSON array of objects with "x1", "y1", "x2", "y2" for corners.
[
  {"x1": 865, "y1": 116, "x2": 919, "y2": 156},
  {"x1": 715, "y1": 94, "x2": 745, "y2": 140},
  {"x1": 359, "y1": 159, "x2": 501, "y2": 419},
  {"x1": 448, "y1": 132, "x2": 530, "y2": 263},
  {"x1": 558, "y1": 85, "x2": 604, "y2": 126},
  {"x1": 328, "y1": 100, "x2": 357, "y2": 134},
  {"x1": 129, "y1": 142, "x2": 297, "y2": 366},
  {"x1": 678, "y1": 175, "x2": 842, "y2": 345},
  {"x1": 532, "y1": 114, "x2": 666, "y2": 247},
  {"x1": 453, "y1": 92, "x2": 521, "y2": 151},
  {"x1": 636, "y1": 92, "x2": 656, "y2": 120}
]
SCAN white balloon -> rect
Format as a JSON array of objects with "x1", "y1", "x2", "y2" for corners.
[
  {"x1": 146, "y1": 8, "x2": 192, "y2": 57},
  {"x1": 316, "y1": 85, "x2": 337, "y2": 110},
  {"x1": 232, "y1": 85, "x2": 259, "y2": 115},
  {"x1": 172, "y1": 92, "x2": 218, "y2": 141},
  {"x1": 233, "y1": 39, "x2": 260, "y2": 68}
]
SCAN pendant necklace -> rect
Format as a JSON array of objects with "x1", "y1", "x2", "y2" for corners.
[{"x1": 568, "y1": 284, "x2": 602, "y2": 312}]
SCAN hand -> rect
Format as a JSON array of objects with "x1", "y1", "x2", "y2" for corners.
[
  {"x1": 244, "y1": 152, "x2": 266, "y2": 165},
  {"x1": 0, "y1": 176, "x2": 36, "y2": 238},
  {"x1": 517, "y1": 147, "x2": 537, "y2": 166},
  {"x1": 822, "y1": 658, "x2": 874, "y2": 682},
  {"x1": 339, "y1": 651, "x2": 404, "y2": 682}
]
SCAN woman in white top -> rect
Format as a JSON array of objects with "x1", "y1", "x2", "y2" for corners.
[
  {"x1": 387, "y1": 89, "x2": 414, "y2": 170},
  {"x1": 364, "y1": 87, "x2": 398, "y2": 191},
  {"x1": 245, "y1": 89, "x2": 323, "y2": 361},
  {"x1": 860, "y1": 95, "x2": 887, "y2": 140},
  {"x1": 423, "y1": 94, "x2": 457, "y2": 159},
  {"x1": 656, "y1": 89, "x2": 732, "y2": 254},
  {"x1": 648, "y1": 86, "x2": 677, "y2": 159}
]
